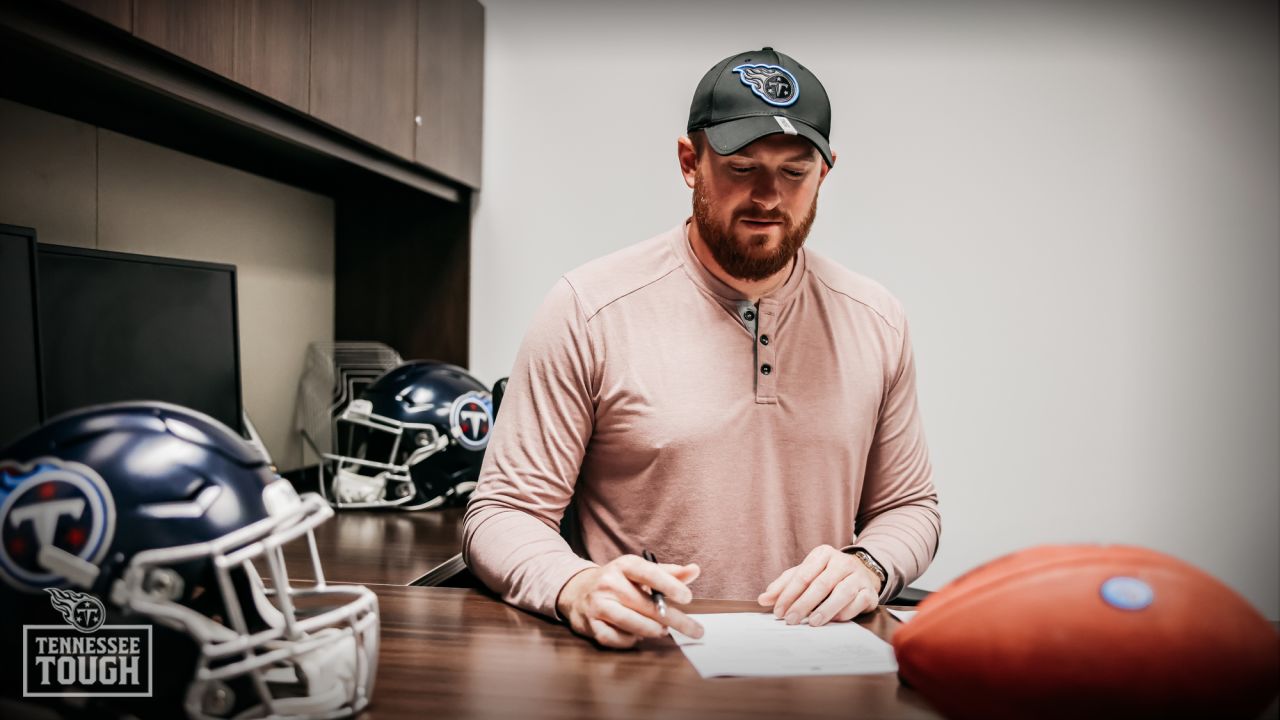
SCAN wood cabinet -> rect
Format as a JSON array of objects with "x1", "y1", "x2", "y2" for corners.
[
  {"x1": 62, "y1": 0, "x2": 131, "y2": 31},
  {"x1": 416, "y1": 0, "x2": 484, "y2": 188},
  {"x1": 233, "y1": 0, "x2": 310, "y2": 112},
  {"x1": 130, "y1": 0, "x2": 309, "y2": 112},
  {"x1": 310, "y1": 0, "x2": 417, "y2": 160},
  {"x1": 3, "y1": 0, "x2": 477, "y2": 433},
  {"x1": 53, "y1": 0, "x2": 482, "y2": 188},
  {"x1": 133, "y1": 0, "x2": 235, "y2": 77}
]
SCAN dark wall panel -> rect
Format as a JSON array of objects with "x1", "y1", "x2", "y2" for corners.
[
  {"x1": 0, "y1": 226, "x2": 44, "y2": 447},
  {"x1": 335, "y1": 177, "x2": 470, "y2": 367}
]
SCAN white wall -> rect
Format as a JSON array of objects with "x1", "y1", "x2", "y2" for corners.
[
  {"x1": 472, "y1": 1, "x2": 1279, "y2": 618},
  {"x1": 0, "y1": 98, "x2": 334, "y2": 471}
]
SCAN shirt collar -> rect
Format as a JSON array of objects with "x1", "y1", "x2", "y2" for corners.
[{"x1": 669, "y1": 219, "x2": 807, "y2": 306}]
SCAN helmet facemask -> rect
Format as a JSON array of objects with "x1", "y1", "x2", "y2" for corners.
[
  {"x1": 321, "y1": 400, "x2": 449, "y2": 510},
  {"x1": 115, "y1": 481, "x2": 379, "y2": 719}
]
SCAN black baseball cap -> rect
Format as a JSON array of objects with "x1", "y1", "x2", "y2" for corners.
[{"x1": 687, "y1": 47, "x2": 833, "y2": 167}]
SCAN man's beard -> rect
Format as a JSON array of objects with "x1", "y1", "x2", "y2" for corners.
[{"x1": 692, "y1": 170, "x2": 818, "y2": 282}]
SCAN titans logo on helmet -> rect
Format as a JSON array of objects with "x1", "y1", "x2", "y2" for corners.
[
  {"x1": 0, "y1": 458, "x2": 116, "y2": 592},
  {"x1": 450, "y1": 392, "x2": 493, "y2": 452},
  {"x1": 732, "y1": 63, "x2": 800, "y2": 107}
]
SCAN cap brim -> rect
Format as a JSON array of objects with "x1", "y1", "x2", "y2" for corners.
[{"x1": 703, "y1": 116, "x2": 833, "y2": 167}]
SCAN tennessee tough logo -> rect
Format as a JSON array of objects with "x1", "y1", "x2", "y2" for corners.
[
  {"x1": 732, "y1": 63, "x2": 800, "y2": 107},
  {"x1": 46, "y1": 587, "x2": 107, "y2": 632}
]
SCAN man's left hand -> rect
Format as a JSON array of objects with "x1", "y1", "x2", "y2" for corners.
[{"x1": 757, "y1": 545, "x2": 882, "y2": 626}]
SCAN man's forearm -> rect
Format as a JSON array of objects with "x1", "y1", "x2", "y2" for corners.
[
  {"x1": 462, "y1": 500, "x2": 598, "y2": 618},
  {"x1": 849, "y1": 496, "x2": 941, "y2": 601}
]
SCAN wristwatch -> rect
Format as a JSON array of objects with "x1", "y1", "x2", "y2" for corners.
[{"x1": 848, "y1": 548, "x2": 887, "y2": 591}]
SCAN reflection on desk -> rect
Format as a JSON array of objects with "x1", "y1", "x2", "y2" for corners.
[
  {"x1": 364, "y1": 584, "x2": 941, "y2": 720},
  {"x1": 282, "y1": 507, "x2": 465, "y2": 586}
]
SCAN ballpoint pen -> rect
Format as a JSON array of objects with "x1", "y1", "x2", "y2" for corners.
[{"x1": 642, "y1": 549, "x2": 667, "y2": 617}]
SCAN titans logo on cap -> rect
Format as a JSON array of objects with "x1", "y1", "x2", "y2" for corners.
[
  {"x1": 0, "y1": 458, "x2": 116, "y2": 592},
  {"x1": 732, "y1": 63, "x2": 800, "y2": 107},
  {"x1": 449, "y1": 392, "x2": 493, "y2": 452}
]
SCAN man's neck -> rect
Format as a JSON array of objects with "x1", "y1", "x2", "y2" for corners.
[{"x1": 687, "y1": 219, "x2": 794, "y2": 303}]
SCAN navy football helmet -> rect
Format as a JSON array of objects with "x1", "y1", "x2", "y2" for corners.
[
  {"x1": 0, "y1": 402, "x2": 379, "y2": 719},
  {"x1": 322, "y1": 360, "x2": 493, "y2": 511}
]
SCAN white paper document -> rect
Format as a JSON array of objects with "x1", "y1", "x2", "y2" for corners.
[
  {"x1": 669, "y1": 612, "x2": 899, "y2": 678},
  {"x1": 887, "y1": 609, "x2": 918, "y2": 623}
]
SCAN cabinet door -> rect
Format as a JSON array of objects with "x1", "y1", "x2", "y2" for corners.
[
  {"x1": 232, "y1": 0, "x2": 309, "y2": 112},
  {"x1": 310, "y1": 0, "x2": 417, "y2": 159},
  {"x1": 133, "y1": 0, "x2": 308, "y2": 111},
  {"x1": 133, "y1": 0, "x2": 235, "y2": 77},
  {"x1": 62, "y1": 0, "x2": 133, "y2": 31},
  {"x1": 415, "y1": 0, "x2": 484, "y2": 188}
]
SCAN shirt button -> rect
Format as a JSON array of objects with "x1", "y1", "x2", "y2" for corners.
[
  {"x1": 759, "y1": 334, "x2": 770, "y2": 346},
  {"x1": 743, "y1": 309, "x2": 756, "y2": 322},
  {"x1": 760, "y1": 364, "x2": 772, "y2": 375}
]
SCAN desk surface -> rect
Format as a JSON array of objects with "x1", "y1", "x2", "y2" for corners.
[
  {"x1": 283, "y1": 507, "x2": 465, "y2": 586},
  {"x1": 283, "y1": 510, "x2": 1279, "y2": 719},
  {"x1": 363, "y1": 584, "x2": 941, "y2": 720}
]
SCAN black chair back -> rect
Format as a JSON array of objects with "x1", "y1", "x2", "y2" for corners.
[{"x1": 491, "y1": 377, "x2": 508, "y2": 418}]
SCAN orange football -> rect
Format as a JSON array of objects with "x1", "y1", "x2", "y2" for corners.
[{"x1": 893, "y1": 545, "x2": 1279, "y2": 720}]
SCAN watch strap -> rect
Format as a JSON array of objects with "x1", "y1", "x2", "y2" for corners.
[{"x1": 849, "y1": 548, "x2": 887, "y2": 590}]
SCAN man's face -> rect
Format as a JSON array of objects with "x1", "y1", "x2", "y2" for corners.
[{"x1": 690, "y1": 133, "x2": 828, "y2": 282}]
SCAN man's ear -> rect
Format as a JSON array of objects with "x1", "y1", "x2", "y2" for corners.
[
  {"x1": 677, "y1": 135, "x2": 698, "y2": 189},
  {"x1": 818, "y1": 149, "x2": 837, "y2": 184}
]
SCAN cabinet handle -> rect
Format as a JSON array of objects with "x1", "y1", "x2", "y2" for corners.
[{"x1": 414, "y1": 115, "x2": 423, "y2": 126}]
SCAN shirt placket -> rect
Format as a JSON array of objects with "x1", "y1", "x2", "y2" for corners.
[{"x1": 755, "y1": 298, "x2": 778, "y2": 403}]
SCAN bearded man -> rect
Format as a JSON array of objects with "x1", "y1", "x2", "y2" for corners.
[{"x1": 463, "y1": 48, "x2": 941, "y2": 648}]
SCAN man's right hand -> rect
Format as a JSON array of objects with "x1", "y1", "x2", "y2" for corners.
[{"x1": 555, "y1": 555, "x2": 704, "y2": 649}]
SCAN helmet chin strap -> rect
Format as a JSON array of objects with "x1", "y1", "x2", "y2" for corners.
[
  {"x1": 38, "y1": 544, "x2": 101, "y2": 589},
  {"x1": 239, "y1": 560, "x2": 366, "y2": 716},
  {"x1": 331, "y1": 467, "x2": 389, "y2": 504}
]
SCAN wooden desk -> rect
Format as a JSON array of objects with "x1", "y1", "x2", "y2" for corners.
[
  {"x1": 283, "y1": 507, "x2": 465, "y2": 586},
  {"x1": 278, "y1": 511, "x2": 1279, "y2": 718},
  {"x1": 363, "y1": 584, "x2": 942, "y2": 720}
]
